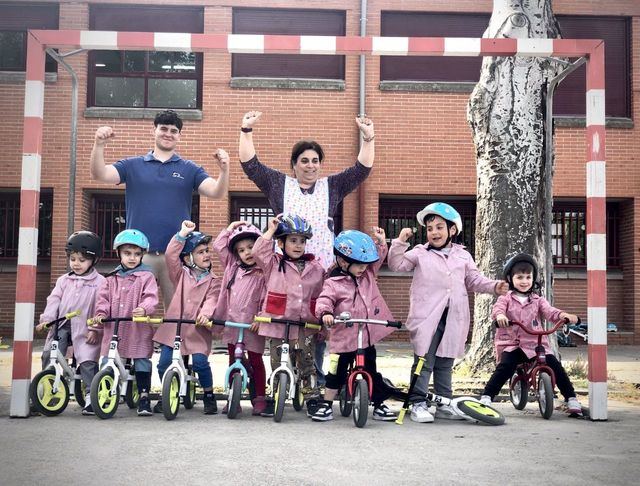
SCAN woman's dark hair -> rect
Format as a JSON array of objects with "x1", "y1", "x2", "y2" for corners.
[
  {"x1": 290, "y1": 140, "x2": 324, "y2": 169},
  {"x1": 154, "y1": 110, "x2": 183, "y2": 131}
]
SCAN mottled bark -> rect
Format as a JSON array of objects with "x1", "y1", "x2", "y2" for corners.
[{"x1": 465, "y1": 0, "x2": 561, "y2": 372}]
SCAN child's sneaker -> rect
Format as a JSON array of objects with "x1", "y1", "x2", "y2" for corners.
[
  {"x1": 373, "y1": 403, "x2": 397, "y2": 421},
  {"x1": 311, "y1": 401, "x2": 334, "y2": 422},
  {"x1": 137, "y1": 396, "x2": 153, "y2": 416},
  {"x1": 203, "y1": 393, "x2": 218, "y2": 415},
  {"x1": 435, "y1": 403, "x2": 465, "y2": 420},
  {"x1": 306, "y1": 398, "x2": 321, "y2": 418},
  {"x1": 81, "y1": 402, "x2": 95, "y2": 416},
  {"x1": 566, "y1": 397, "x2": 583, "y2": 415},
  {"x1": 153, "y1": 401, "x2": 163, "y2": 414},
  {"x1": 410, "y1": 401, "x2": 434, "y2": 423},
  {"x1": 480, "y1": 395, "x2": 492, "y2": 406},
  {"x1": 260, "y1": 398, "x2": 275, "y2": 417},
  {"x1": 251, "y1": 396, "x2": 267, "y2": 416}
]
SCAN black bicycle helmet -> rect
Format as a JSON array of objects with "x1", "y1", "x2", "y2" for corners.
[
  {"x1": 503, "y1": 253, "x2": 538, "y2": 292},
  {"x1": 66, "y1": 231, "x2": 102, "y2": 258}
]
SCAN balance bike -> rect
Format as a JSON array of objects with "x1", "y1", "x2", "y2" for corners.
[
  {"x1": 30, "y1": 310, "x2": 86, "y2": 415},
  {"x1": 253, "y1": 316, "x2": 321, "y2": 423},
  {"x1": 88, "y1": 317, "x2": 140, "y2": 419}
]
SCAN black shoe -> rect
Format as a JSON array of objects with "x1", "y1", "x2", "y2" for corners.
[
  {"x1": 306, "y1": 398, "x2": 321, "y2": 418},
  {"x1": 311, "y1": 401, "x2": 334, "y2": 422},
  {"x1": 153, "y1": 401, "x2": 163, "y2": 414},
  {"x1": 137, "y1": 396, "x2": 152, "y2": 416},
  {"x1": 260, "y1": 398, "x2": 275, "y2": 417},
  {"x1": 203, "y1": 393, "x2": 218, "y2": 415}
]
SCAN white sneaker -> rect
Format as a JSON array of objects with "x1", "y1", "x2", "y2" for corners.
[
  {"x1": 410, "y1": 401, "x2": 434, "y2": 423},
  {"x1": 435, "y1": 403, "x2": 465, "y2": 420},
  {"x1": 480, "y1": 395, "x2": 492, "y2": 406},
  {"x1": 566, "y1": 397, "x2": 583, "y2": 415}
]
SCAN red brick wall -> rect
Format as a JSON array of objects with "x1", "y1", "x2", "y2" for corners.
[{"x1": 1, "y1": 0, "x2": 638, "y2": 345}]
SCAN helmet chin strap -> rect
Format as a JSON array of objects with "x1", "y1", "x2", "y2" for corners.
[{"x1": 188, "y1": 253, "x2": 210, "y2": 272}]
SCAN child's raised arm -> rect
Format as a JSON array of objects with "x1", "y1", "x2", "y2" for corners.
[
  {"x1": 212, "y1": 221, "x2": 247, "y2": 266},
  {"x1": 165, "y1": 220, "x2": 195, "y2": 286},
  {"x1": 387, "y1": 227, "x2": 418, "y2": 272},
  {"x1": 369, "y1": 226, "x2": 388, "y2": 275}
]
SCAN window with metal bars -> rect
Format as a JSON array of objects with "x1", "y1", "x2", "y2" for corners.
[
  {"x1": 0, "y1": 190, "x2": 53, "y2": 259},
  {"x1": 91, "y1": 193, "x2": 199, "y2": 259}
]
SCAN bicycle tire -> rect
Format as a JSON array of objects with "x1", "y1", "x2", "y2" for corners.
[
  {"x1": 124, "y1": 373, "x2": 139, "y2": 409},
  {"x1": 30, "y1": 369, "x2": 69, "y2": 416},
  {"x1": 292, "y1": 380, "x2": 305, "y2": 412},
  {"x1": 183, "y1": 377, "x2": 197, "y2": 409},
  {"x1": 339, "y1": 385, "x2": 352, "y2": 417},
  {"x1": 227, "y1": 372, "x2": 243, "y2": 419},
  {"x1": 74, "y1": 378, "x2": 86, "y2": 408},
  {"x1": 509, "y1": 371, "x2": 528, "y2": 410},
  {"x1": 90, "y1": 367, "x2": 120, "y2": 419},
  {"x1": 274, "y1": 372, "x2": 288, "y2": 423},
  {"x1": 353, "y1": 379, "x2": 369, "y2": 428},
  {"x1": 162, "y1": 369, "x2": 180, "y2": 421},
  {"x1": 538, "y1": 372, "x2": 554, "y2": 419},
  {"x1": 456, "y1": 399, "x2": 505, "y2": 426}
]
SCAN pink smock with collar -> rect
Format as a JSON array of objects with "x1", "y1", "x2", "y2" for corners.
[
  {"x1": 252, "y1": 236, "x2": 325, "y2": 341},
  {"x1": 152, "y1": 235, "x2": 220, "y2": 356},
  {"x1": 212, "y1": 228, "x2": 266, "y2": 354},
  {"x1": 387, "y1": 240, "x2": 499, "y2": 358},
  {"x1": 492, "y1": 291, "x2": 563, "y2": 361},
  {"x1": 315, "y1": 242, "x2": 395, "y2": 353}
]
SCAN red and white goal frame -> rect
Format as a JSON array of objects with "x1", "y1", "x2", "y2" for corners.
[{"x1": 12, "y1": 31, "x2": 607, "y2": 419}]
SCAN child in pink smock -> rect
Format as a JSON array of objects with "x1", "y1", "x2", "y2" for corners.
[
  {"x1": 253, "y1": 214, "x2": 325, "y2": 415},
  {"x1": 311, "y1": 228, "x2": 397, "y2": 422},
  {"x1": 480, "y1": 253, "x2": 583, "y2": 415},
  {"x1": 89, "y1": 229, "x2": 158, "y2": 416},
  {"x1": 37, "y1": 231, "x2": 105, "y2": 415},
  {"x1": 213, "y1": 220, "x2": 268, "y2": 416},
  {"x1": 153, "y1": 220, "x2": 220, "y2": 415},
  {"x1": 388, "y1": 202, "x2": 509, "y2": 423}
]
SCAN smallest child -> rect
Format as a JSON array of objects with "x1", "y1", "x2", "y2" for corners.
[{"x1": 480, "y1": 253, "x2": 582, "y2": 415}]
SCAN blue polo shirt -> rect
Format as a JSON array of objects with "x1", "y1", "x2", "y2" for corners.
[{"x1": 113, "y1": 151, "x2": 209, "y2": 252}]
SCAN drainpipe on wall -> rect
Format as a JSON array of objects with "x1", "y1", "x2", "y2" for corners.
[
  {"x1": 357, "y1": 0, "x2": 368, "y2": 231},
  {"x1": 45, "y1": 48, "x2": 84, "y2": 237}
]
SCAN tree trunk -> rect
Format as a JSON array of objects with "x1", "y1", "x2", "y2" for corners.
[{"x1": 465, "y1": 0, "x2": 561, "y2": 373}]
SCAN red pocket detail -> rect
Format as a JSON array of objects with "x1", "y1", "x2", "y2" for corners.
[
  {"x1": 265, "y1": 291, "x2": 287, "y2": 315},
  {"x1": 310, "y1": 298, "x2": 317, "y2": 317}
]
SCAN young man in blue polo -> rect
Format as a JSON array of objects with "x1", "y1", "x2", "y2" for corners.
[{"x1": 90, "y1": 110, "x2": 229, "y2": 305}]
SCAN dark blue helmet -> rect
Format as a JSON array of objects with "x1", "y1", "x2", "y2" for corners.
[
  {"x1": 274, "y1": 214, "x2": 313, "y2": 240},
  {"x1": 180, "y1": 231, "x2": 212, "y2": 259}
]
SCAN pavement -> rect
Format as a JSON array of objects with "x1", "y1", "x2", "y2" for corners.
[{"x1": 0, "y1": 341, "x2": 639, "y2": 485}]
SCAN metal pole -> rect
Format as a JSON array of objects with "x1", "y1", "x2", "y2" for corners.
[{"x1": 357, "y1": 0, "x2": 368, "y2": 230}]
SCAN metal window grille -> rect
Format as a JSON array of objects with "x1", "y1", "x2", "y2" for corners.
[{"x1": 0, "y1": 191, "x2": 52, "y2": 259}]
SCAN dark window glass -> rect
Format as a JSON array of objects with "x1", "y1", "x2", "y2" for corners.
[
  {"x1": 0, "y1": 2, "x2": 59, "y2": 72},
  {"x1": 0, "y1": 190, "x2": 53, "y2": 259},
  {"x1": 232, "y1": 8, "x2": 345, "y2": 80},
  {"x1": 88, "y1": 5, "x2": 203, "y2": 109},
  {"x1": 92, "y1": 193, "x2": 199, "y2": 259}
]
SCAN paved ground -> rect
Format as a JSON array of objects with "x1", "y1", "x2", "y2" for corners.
[{"x1": 1, "y1": 342, "x2": 639, "y2": 485}]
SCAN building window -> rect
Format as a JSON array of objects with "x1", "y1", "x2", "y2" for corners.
[
  {"x1": 88, "y1": 5, "x2": 204, "y2": 109},
  {"x1": 230, "y1": 192, "x2": 343, "y2": 234},
  {"x1": 379, "y1": 197, "x2": 476, "y2": 256},
  {"x1": 552, "y1": 202, "x2": 619, "y2": 268},
  {"x1": 232, "y1": 8, "x2": 345, "y2": 80},
  {"x1": 0, "y1": 2, "x2": 58, "y2": 72},
  {"x1": 91, "y1": 193, "x2": 199, "y2": 259},
  {"x1": 0, "y1": 190, "x2": 53, "y2": 259},
  {"x1": 380, "y1": 12, "x2": 630, "y2": 118}
]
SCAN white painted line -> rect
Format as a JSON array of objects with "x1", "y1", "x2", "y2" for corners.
[
  {"x1": 372, "y1": 37, "x2": 408, "y2": 55},
  {"x1": 588, "y1": 381, "x2": 608, "y2": 421},
  {"x1": 300, "y1": 36, "x2": 336, "y2": 55},
  {"x1": 24, "y1": 80, "x2": 44, "y2": 119},
  {"x1": 80, "y1": 30, "x2": 118, "y2": 49},
  {"x1": 586, "y1": 89, "x2": 606, "y2": 127},
  {"x1": 17, "y1": 227, "x2": 39, "y2": 267},
  {"x1": 586, "y1": 234, "x2": 607, "y2": 272},
  {"x1": 154, "y1": 33, "x2": 191, "y2": 51},
  {"x1": 14, "y1": 303, "x2": 36, "y2": 342},
  {"x1": 10, "y1": 379, "x2": 31, "y2": 417},
  {"x1": 227, "y1": 34, "x2": 264, "y2": 53},
  {"x1": 444, "y1": 37, "x2": 481, "y2": 56},
  {"x1": 586, "y1": 161, "x2": 606, "y2": 198},
  {"x1": 517, "y1": 38, "x2": 554, "y2": 56},
  {"x1": 21, "y1": 155, "x2": 42, "y2": 191},
  {"x1": 587, "y1": 307, "x2": 607, "y2": 345}
]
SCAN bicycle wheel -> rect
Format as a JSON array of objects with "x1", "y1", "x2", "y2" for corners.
[
  {"x1": 274, "y1": 372, "x2": 289, "y2": 423},
  {"x1": 352, "y1": 379, "x2": 369, "y2": 428},
  {"x1": 509, "y1": 371, "x2": 528, "y2": 410},
  {"x1": 90, "y1": 368, "x2": 120, "y2": 419},
  {"x1": 339, "y1": 385, "x2": 352, "y2": 417},
  {"x1": 124, "y1": 373, "x2": 139, "y2": 409},
  {"x1": 30, "y1": 369, "x2": 70, "y2": 416},
  {"x1": 538, "y1": 372, "x2": 554, "y2": 419},
  {"x1": 183, "y1": 376, "x2": 197, "y2": 409},
  {"x1": 227, "y1": 372, "x2": 243, "y2": 419},
  {"x1": 162, "y1": 369, "x2": 181, "y2": 421},
  {"x1": 456, "y1": 399, "x2": 505, "y2": 426},
  {"x1": 74, "y1": 378, "x2": 86, "y2": 408},
  {"x1": 292, "y1": 380, "x2": 305, "y2": 412}
]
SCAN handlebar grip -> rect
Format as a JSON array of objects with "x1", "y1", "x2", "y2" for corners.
[
  {"x1": 386, "y1": 321, "x2": 402, "y2": 329},
  {"x1": 87, "y1": 318, "x2": 98, "y2": 327},
  {"x1": 65, "y1": 309, "x2": 81, "y2": 319},
  {"x1": 254, "y1": 316, "x2": 272, "y2": 323},
  {"x1": 210, "y1": 319, "x2": 227, "y2": 327},
  {"x1": 305, "y1": 323, "x2": 322, "y2": 330},
  {"x1": 133, "y1": 316, "x2": 163, "y2": 324}
]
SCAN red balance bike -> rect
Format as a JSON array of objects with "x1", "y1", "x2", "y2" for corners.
[
  {"x1": 503, "y1": 318, "x2": 583, "y2": 419},
  {"x1": 333, "y1": 312, "x2": 402, "y2": 428}
]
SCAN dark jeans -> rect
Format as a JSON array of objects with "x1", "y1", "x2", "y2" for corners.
[
  {"x1": 325, "y1": 345, "x2": 391, "y2": 406},
  {"x1": 157, "y1": 345, "x2": 213, "y2": 389},
  {"x1": 483, "y1": 348, "x2": 576, "y2": 401}
]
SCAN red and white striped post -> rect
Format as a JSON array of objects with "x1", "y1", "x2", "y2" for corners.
[
  {"x1": 585, "y1": 41, "x2": 607, "y2": 421},
  {"x1": 11, "y1": 32, "x2": 607, "y2": 419},
  {"x1": 10, "y1": 32, "x2": 46, "y2": 417}
]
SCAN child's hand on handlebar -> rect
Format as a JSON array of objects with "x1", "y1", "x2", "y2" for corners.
[
  {"x1": 195, "y1": 314, "x2": 210, "y2": 327},
  {"x1": 322, "y1": 314, "x2": 335, "y2": 328},
  {"x1": 397, "y1": 227, "x2": 414, "y2": 243},
  {"x1": 86, "y1": 330, "x2": 99, "y2": 345},
  {"x1": 90, "y1": 315, "x2": 104, "y2": 326},
  {"x1": 180, "y1": 220, "x2": 196, "y2": 238},
  {"x1": 495, "y1": 314, "x2": 510, "y2": 327},
  {"x1": 132, "y1": 307, "x2": 146, "y2": 317},
  {"x1": 35, "y1": 322, "x2": 48, "y2": 333},
  {"x1": 560, "y1": 312, "x2": 579, "y2": 325},
  {"x1": 250, "y1": 321, "x2": 260, "y2": 333}
]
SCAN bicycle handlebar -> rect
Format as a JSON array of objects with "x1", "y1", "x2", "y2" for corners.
[
  {"x1": 40, "y1": 309, "x2": 81, "y2": 329},
  {"x1": 494, "y1": 317, "x2": 581, "y2": 336},
  {"x1": 87, "y1": 316, "x2": 134, "y2": 327},
  {"x1": 333, "y1": 316, "x2": 402, "y2": 329},
  {"x1": 254, "y1": 316, "x2": 321, "y2": 330}
]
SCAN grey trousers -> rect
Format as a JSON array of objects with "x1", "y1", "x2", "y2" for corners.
[
  {"x1": 409, "y1": 309, "x2": 455, "y2": 402},
  {"x1": 41, "y1": 325, "x2": 98, "y2": 389}
]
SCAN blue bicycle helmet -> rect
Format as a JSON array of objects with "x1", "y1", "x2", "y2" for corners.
[
  {"x1": 180, "y1": 231, "x2": 212, "y2": 259},
  {"x1": 334, "y1": 230, "x2": 379, "y2": 264},
  {"x1": 113, "y1": 229, "x2": 149, "y2": 251},
  {"x1": 416, "y1": 202, "x2": 463, "y2": 234},
  {"x1": 274, "y1": 214, "x2": 313, "y2": 240}
]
